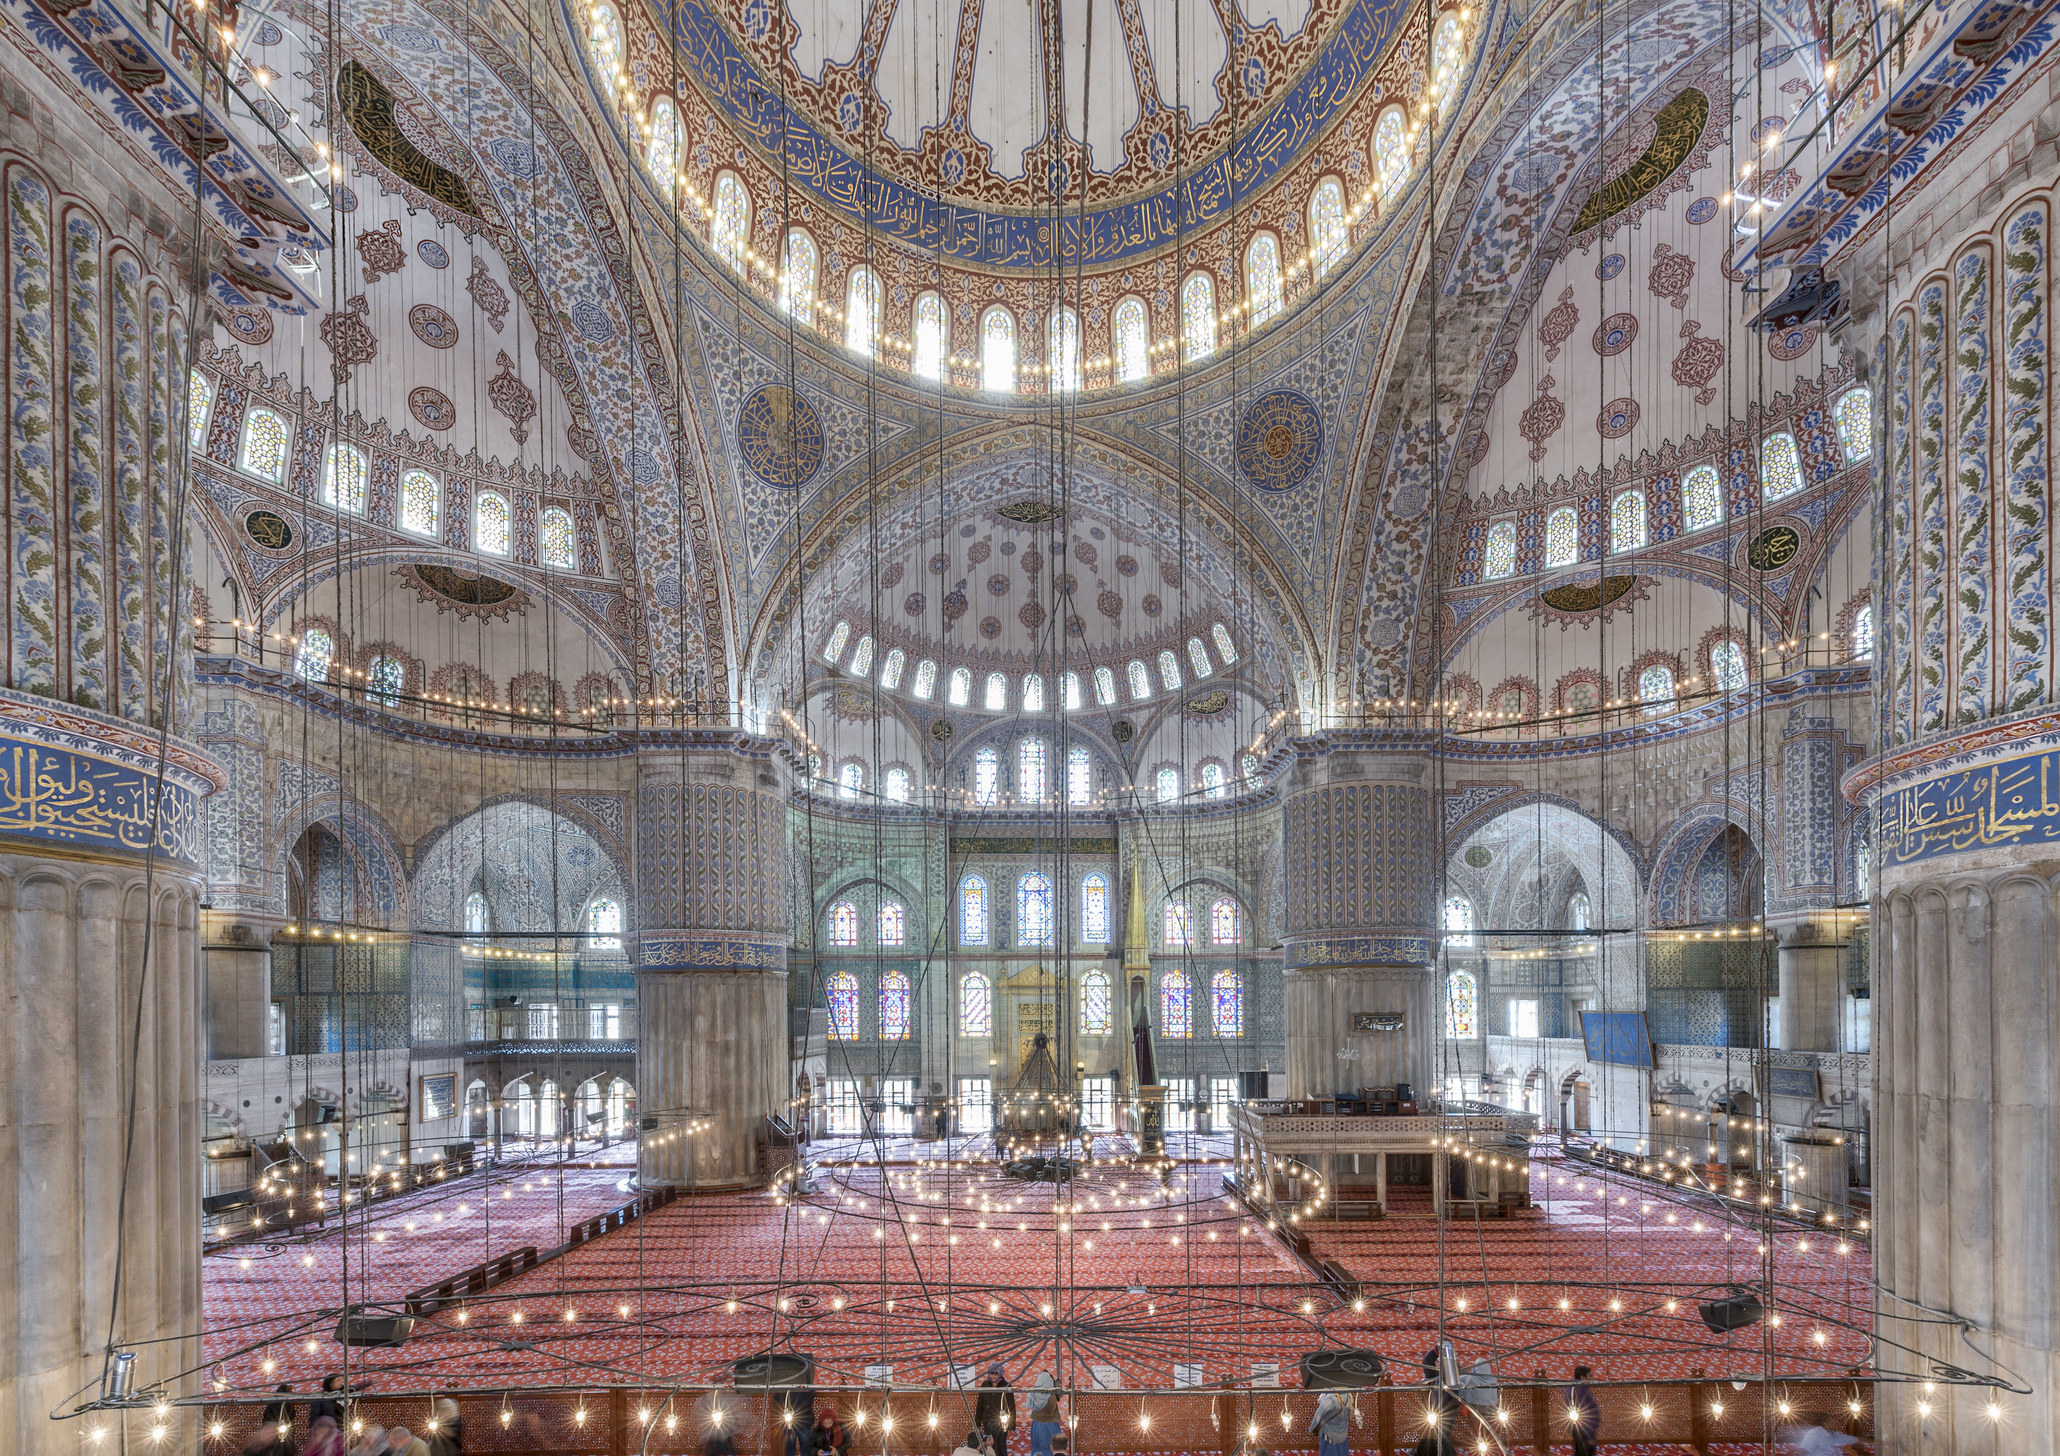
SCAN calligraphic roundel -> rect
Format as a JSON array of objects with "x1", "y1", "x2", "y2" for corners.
[
  {"x1": 739, "y1": 383, "x2": 826, "y2": 489},
  {"x1": 1236, "y1": 390, "x2": 1323, "y2": 492}
]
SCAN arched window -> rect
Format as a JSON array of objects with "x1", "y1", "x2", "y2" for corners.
[
  {"x1": 587, "y1": 897, "x2": 623, "y2": 949},
  {"x1": 542, "y1": 507, "x2": 576, "y2": 568},
  {"x1": 1212, "y1": 623, "x2": 1238, "y2": 665},
  {"x1": 879, "y1": 647, "x2": 905, "y2": 689},
  {"x1": 1543, "y1": 505, "x2": 1578, "y2": 568},
  {"x1": 827, "y1": 901, "x2": 859, "y2": 946},
  {"x1": 973, "y1": 746, "x2": 999, "y2": 805},
  {"x1": 1068, "y1": 746, "x2": 1092, "y2": 805},
  {"x1": 1018, "y1": 738, "x2": 1048, "y2": 802},
  {"x1": 912, "y1": 659, "x2": 937, "y2": 699},
  {"x1": 1610, "y1": 490, "x2": 1646, "y2": 552},
  {"x1": 294, "y1": 626, "x2": 333, "y2": 681},
  {"x1": 1160, "y1": 969, "x2": 1193, "y2": 1037},
  {"x1": 239, "y1": 407, "x2": 291, "y2": 482},
  {"x1": 1022, "y1": 673, "x2": 1046, "y2": 712},
  {"x1": 1483, "y1": 521, "x2": 1517, "y2": 578},
  {"x1": 959, "y1": 874, "x2": 989, "y2": 944},
  {"x1": 586, "y1": 0, "x2": 623, "y2": 70},
  {"x1": 960, "y1": 971, "x2": 992, "y2": 1036},
  {"x1": 1127, "y1": 660, "x2": 1152, "y2": 700},
  {"x1": 1211, "y1": 968, "x2": 1244, "y2": 1037},
  {"x1": 1446, "y1": 969, "x2": 1479, "y2": 1038},
  {"x1": 912, "y1": 291, "x2": 947, "y2": 379},
  {"x1": 463, "y1": 891, "x2": 488, "y2": 935},
  {"x1": 1158, "y1": 649, "x2": 1182, "y2": 692},
  {"x1": 822, "y1": 620, "x2": 851, "y2": 663},
  {"x1": 837, "y1": 761, "x2": 864, "y2": 798},
  {"x1": 1240, "y1": 752, "x2": 1261, "y2": 787},
  {"x1": 368, "y1": 653, "x2": 404, "y2": 707},
  {"x1": 186, "y1": 368, "x2": 214, "y2": 452},
  {"x1": 981, "y1": 307, "x2": 1016, "y2": 392},
  {"x1": 1309, "y1": 178, "x2": 1347, "y2": 276},
  {"x1": 1711, "y1": 638, "x2": 1749, "y2": 693},
  {"x1": 646, "y1": 98, "x2": 680, "y2": 189},
  {"x1": 1443, "y1": 895, "x2": 1473, "y2": 946},
  {"x1": 400, "y1": 469, "x2": 440, "y2": 536},
  {"x1": 984, "y1": 672, "x2": 1008, "y2": 711},
  {"x1": 1431, "y1": 11, "x2": 1466, "y2": 112},
  {"x1": 1856, "y1": 841, "x2": 1871, "y2": 899},
  {"x1": 846, "y1": 267, "x2": 881, "y2": 355},
  {"x1": 1061, "y1": 671, "x2": 1082, "y2": 711},
  {"x1": 1114, "y1": 298, "x2": 1149, "y2": 382},
  {"x1": 1164, "y1": 900, "x2": 1194, "y2": 946},
  {"x1": 1187, "y1": 637, "x2": 1213, "y2": 679},
  {"x1": 475, "y1": 491, "x2": 511, "y2": 556},
  {"x1": 1245, "y1": 235, "x2": 1282, "y2": 324},
  {"x1": 1373, "y1": 106, "x2": 1409, "y2": 194},
  {"x1": 712, "y1": 171, "x2": 750, "y2": 273},
  {"x1": 826, "y1": 970, "x2": 859, "y2": 1040},
  {"x1": 1210, "y1": 897, "x2": 1241, "y2": 944},
  {"x1": 808, "y1": 751, "x2": 823, "y2": 781},
  {"x1": 877, "y1": 900, "x2": 906, "y2": 946},
  {"x1": 782, "y1": 230, "x2": 818, "y2": 322},
  {"x1": 1181, "y1": 273, "x2": 1216, "y2": 362},
  {"x1": 1567, "y1": 891, "x2": 1590, "y2": 931},
  {"x1": 849, "y1": 634, "x2": 875, "y2": 678},
  {"x1": 1156, "y1": 766, "x2": 1180, "y2": 803},
  {"x1": 323, "y1": 444, "x2": 367, "y2": 513},
  {"x1": 1093, "y1": 667, "x2": 1117, "y2": 705},
  {"x1": 1682, "y1": 463, "x2": 1723, "y2": 530},
  {"x1": 1834, "y1": 387, "x2": 1872, "y2": 463},
  {"x1": 1050, "y1": 307, "x2": 1081, "y2": 391},
  {"x1": 1201, "y1": 762, "x2": 1227, "y2": 799},
  {"x1": 948, "y1": 667, "x2": 972, "y2": 706},
  {"x1": 1080, "y1": 968, "x2": 1112, "y2": 1034},
  {"x1": 1639, "y1": 663, "x2": 1676, "y2": 715},
  {"x1": 878, "y1": 971, "x2": 912, "y2": 1040},
  {"x1": 884, "y1": 766, "x2": 912, "y2": 803},
  {"x1": 1018, "y1": 872, "x2": 1053, "y2": 946},
  {"x1": 1081, "y1": 872, "x2": 1110, "y2": 943},
  {"x1": 1852, "y1": 604, "x2": 1874, "y2": 659},
  {"x1": 1761, "y1": 431, "x2": 1804, "y2": 500}
]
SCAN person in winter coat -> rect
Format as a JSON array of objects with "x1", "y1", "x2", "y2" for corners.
[
  {"x1": 426, "y1": 1397, "x2": 463, "y2": 1456},
  {"x1": 1308, "y1": 1391, "x2": 1351, "y2": 1456},
  {"x1": 1563, "y1": 1366, "x2": 1601, "y2": 1456},
  {"x1": 974, "y1": 1364, "x2": 1017, "y2": 1456},
  {"x1": 1025, "y1": 1373, "x2": 1062, "y2": 1456},
  {"x1": 300, "y1": 1416, "x2": 346, "y2": 1456},
  {"x1": 806, "y1": 1406, "x2": 850, "y2": 1456}
]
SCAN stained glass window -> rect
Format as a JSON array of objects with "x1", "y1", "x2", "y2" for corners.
[
  {"x1": 646, "y1": 98, "x2": 680, "y2": 190},
  {"x1": 981, "y1": 307, "x2": 1015, "y2": 392},
  {"x1": 1081, "y1": 872, "x2": 1110, "y2": 943},
  {"x1": 1761, "y1": 431, "x2": 1803, "y2": 500},
  {"x1": 1047, "y1": 307, "x2": 1081, "y2": 392},
  {"x1": 475, "y1": 491, "x2": 511, "y2": 556},
  {"x1": 1201, "y1": 762, "x2": 1226, "y2": 799},
  {"x1": 846, "y1": 267, "x2": 881, "y2": 355},
  {"x1": 823, "y1": 621, "x2": 851, "y2": 663},
  {"x1": 323, "y1": 444, "x2": 367, "y2": 514},
  {"x1": 1211, "y1": 969, "x2": 1244, "y2": 1037},
  {"x1": 1444, "y1": 895, "x2": 1473, "y2": 946},
  {"x1": 1080, "y1": 968, "x2": 1112, "y2": 1034},
  {"x1": 368, "y1": 653, "x2": 403, "y2": 707},
  {"x1": 828, "y1": 901, "x2": 859, "y2": 946},
  {"x1": 1114, "y1": 298, "x2": 1149, "y2": 382},
  {"x1": 1164, "y1": 901, "x2": 1193, "y2": 946},
  {"x1": 1856, "y1": 842, "x2": 1870, "y2": 898},
  {"x1": 463, "y1": 891, "x2": 488, "y2": 934},
  {"x1": 1543, "y1": 505, "x2": 1578, "y2": 568},
  {"x1": 849, "y1": 634, "x2": 875, "y2": 677},
  {"x1": 1483, "y1": 521, "x2": 1517, "y2": 577},
  {"x1": 1835, "y1": 387, "x2": 1872, "y2": 463},
  {"x1": 782, "y1": 231, "x2": 818, "y2": 322},
  {"x1": 974, "y1": 747, "x2": 999, "y2": 805},
  {"x1": 294, "y1": 626, "x2": 333, "y2": 681},
  {"x1": 1610, "y1": 490, "x2": 1646, "y2": 552},
  {"x1": 885, "y1": 766, "x2": 911, "y2": 802},
  {"x1": 879, "y1": 972, "x2": 912, "y2": 1040},
  {"x1": 984, "y1": 672, "x2": 1007, "y2": 711},
  {"x1": 1711, "y1": 639, "x2": 1749, "y2": 692},
  {"x1": 960, "y1": 971, "x2": 992, "y2": 1036},
  {"x1": 1374, "y1": 107, "x2": 1409, "y2": 194},
  {"x1": 912, "y1": 659, "x2": 936, "y2": 698},
  {"x1": 1128, "y1": 660, "x2": 1151, "y2": 700},
  {"x1": 1212, "y1": 624, "x2": 1238, "y2": 664},
  {"x1": 1446, "y1": 970, "x2": 1478, "y2": 1038},
  {"x1": 1309, "y1": 178, "x2": 1347, "y2": 276},
  {"x1": 1093, "y1": 667, "x2": 1117, "y2": 705},
  {"x1": 1061, "y1": 672, "x2": 1082, "y2": 711},
  {"x1": 1018, "y1": 738, "x2": 1048, "y2": 802},
  {"x1": 837, "y1": 762, "x2": 863, "y2": 798},
  {"x1": 1157, "y1": 766, "x2": 1180, "y2": 803},
  {"x1": 1431, "y1": 12, "x2": 1465, "y2": 111},
  {"x1": 401, "y1": 469, "x2": 440, "y2": 536},
  {"x1": 712, "y1": 172, "x2": 750, "y2": 274},
  {"x1": 877, "y1": 900, "x2": 906, "y2": 946},
  {"x1": 1187, "y1": 638, "x2": 1213, "y2": 679},
  {"x1": 1018, "y1": 872, "x2": 1054, "y2": 946},
  {"x1": 1240, "y1": 752, "x2": 1260, "y2": 787},
  {"x1": 1682, "y1": 464, "x2": 1723, "y2": 530},
  {"x1": 1567, "y1": 892, "x2": 1590, "y2": 931},
  {"x1": 587, "y1": 897, "x2": 623, "y2": 949},
  {"x1": 1639, "y1": 663, "x2": 1676, "y2": 715},
  {"x1": 1181, "y1": 273, "x2": 1216, "y2": 363},
  {"x1": 587, "y1": 1, "x2": 623, "y2": 70},
  {"x1": 959, "y1": 874, "x2": 988, "y2": 944},
  {"x1": 1160, "y1": 968, "x2": 1192, "y2": 1037},
  {"x1": 1155, "y1": 650, "x2": 1180, "y2": 693},
  {"x1": 1068, "y1": 746, "x2": 1092, "y2": 805},
  {"x1": 948, "y1": 667, "x2": 972, "y2": 706},
  {"x1": 1210, "y1": 898, "x2": 1240, "y2": 944},
  {"x1": 901, "y1": 290, "x2": 944, "y2": 378},
  {"x1": 1022, "y1": 673, "x2": 1046, "y2": 712},
  {"x1": 542, "y1": 507, "x2": 576, "y2": 568},
  {"x1": 808, "y1": 751, "x2": 823, "y2": 780},
  {"x1": 871, "y1": 648, "x2": 901, "y2": 690},
  {"x1": 826, "y1": 970, "x2": 859, "y2": 1040},
  {"x1": 1852, "y1": 605, "x2": 1874, "y2": 659},
  {"x1": 1246, "y1": 235, "x2": 1282, "y2": 324},
  {"x1": 186, "y1": 369, "x2": 213, "y2": 452},
  {"x1": 239, "y1": 407, "x2": 290, "y2": 482}
]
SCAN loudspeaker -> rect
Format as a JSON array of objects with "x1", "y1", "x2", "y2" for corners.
[
  {"x1": 1699, "y1": 1291, "x2": 1763, "y2": 1333},
  {"x1": 733, "y1": 1353, "x2": 815, "y2": 1388},
  {"x1": 335, "y1": 1314, "x2": 415, "y2": 1347}
]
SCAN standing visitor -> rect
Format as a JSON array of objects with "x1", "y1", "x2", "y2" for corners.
[
  {"x1": 1564, "y1": 1367, "x2": 1601, "y2": 1456},
  {"x1": 976, "y1": 1363, "x2": 1017, "y2": 1456}
]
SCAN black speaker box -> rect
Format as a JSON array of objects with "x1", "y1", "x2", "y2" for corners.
[{"x1": 1699, "y1": 1291, "x2": 1764, "y2": 1332}]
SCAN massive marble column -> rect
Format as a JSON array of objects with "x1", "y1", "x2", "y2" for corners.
[
  {"x1": 634, "y1": 735, "x2": 793, "y2": 1187},
  {"x1": 1278, "y1": 733, "x2": 1440, "y2": 1099}
]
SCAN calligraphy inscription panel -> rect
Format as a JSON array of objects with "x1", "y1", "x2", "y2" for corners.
[
  {"x1": 0, "y1": 736, "x2": 202, "y2": 864},
  {"x1": 1883, "y1": 745, "x2": 2060, "y2": 864}
]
